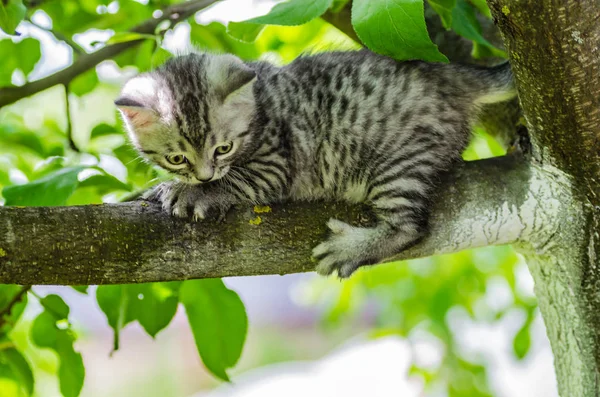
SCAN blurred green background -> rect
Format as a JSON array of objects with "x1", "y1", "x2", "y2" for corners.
[{"x1": 0, "y1": 0, "x2": 556, "y2": 396}]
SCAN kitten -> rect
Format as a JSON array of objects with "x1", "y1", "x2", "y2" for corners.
[{"x1": 115, "y1": 50, "x2": 515, "y2": 278}]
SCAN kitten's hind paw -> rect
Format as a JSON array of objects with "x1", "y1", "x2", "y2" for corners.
[{"x1": 312, "y1": 219, "x2": 377, "y2": 278}]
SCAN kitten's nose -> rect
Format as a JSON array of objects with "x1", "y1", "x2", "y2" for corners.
[{"x1": 196, "y1": 167, "x2": 214, "y2": 182}]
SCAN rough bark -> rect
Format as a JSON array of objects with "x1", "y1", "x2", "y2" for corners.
[
  {"x1": 487, "y1": 1, "x2": 600, "y2": 396},
  {"x1": 1, "y1": 154, "x2": 562, "y2": 286}
]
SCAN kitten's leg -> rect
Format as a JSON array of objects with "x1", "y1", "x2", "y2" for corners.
[
  {"x1": 312, "y1": 211, "x2": 427, "y2": 278},
  {"x1": 313, "y1": 136, "x2": 447, "y2": 278}
]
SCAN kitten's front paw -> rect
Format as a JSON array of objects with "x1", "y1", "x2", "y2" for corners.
[
  {"x1": 312, "y1": 219, "x2": 377, "y2": 278},
  {"x1": 146, "y1": 182, "x2": 212, "y2": 221}
]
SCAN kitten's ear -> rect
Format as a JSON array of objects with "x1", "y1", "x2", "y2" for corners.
[
  {"x1": 224, "y1": 62, "x2": 256, "y2": 96},
  {"x1": 115, "y1": 76, "x2": 160, "y2": 132},
  {"x1": 207, "y1": 54, "x2": 256, "y2": 99}
]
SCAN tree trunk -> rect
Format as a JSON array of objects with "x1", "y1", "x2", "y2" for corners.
[{"x1": 487, "y1": 1, "x2": 600, "y2": 395}]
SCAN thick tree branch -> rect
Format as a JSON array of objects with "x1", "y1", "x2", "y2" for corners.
[
  {"x1": 0, "y1": 154, "x2": 569, "y2": 285},
  {"x1": 0, "y1": 0, "x2": 217, "y2": 109}
]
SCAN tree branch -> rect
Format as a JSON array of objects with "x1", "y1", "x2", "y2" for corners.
[
  {"x1": 0, "y1": 0, "x2": 218, "y2": 109},
  {"x1": 0, "y1": 154, "x2": 567, "y2": 285}
]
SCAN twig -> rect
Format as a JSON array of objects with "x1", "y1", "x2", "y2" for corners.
[
  {"x1": 0, "y1": 286, "x2": 31, "y2": 327},
  {"x1": 0, "y1": 0, "x2": 218, "y2": 109},
  {"x1": 63, "y1": 84, "x2": 79, "y2": 152}
]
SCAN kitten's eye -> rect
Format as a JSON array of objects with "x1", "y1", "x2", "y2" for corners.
[
  {"x1": 215, "y1": 142, "x2": 233, "y2": 155},
  {"x1": 166, "y1": 154, "x2": 187, "y2": 165}
]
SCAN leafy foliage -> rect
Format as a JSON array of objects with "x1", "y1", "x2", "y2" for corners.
[
  {"x1": 181, "y1": 279, "x2": 248, "y2": 381},
  {"x1": 30, "y1": 295, "x2": 84, "y2": 397},
  {"x1": 0, "y1": 0, "x2": 531, "y2": 396},
  {"x1": 352, "y1": 0, "x2": 448, "y2": 62},
  {"x1": 0, "y1": 0, "x2": 26, "y2": 35},
  {"x1": 97, "y1": 283, "x2": 181, "y2": 350}
]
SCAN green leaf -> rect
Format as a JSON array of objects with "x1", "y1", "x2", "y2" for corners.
[
  {"x1": 513, "y1": 321, "x2": 531, "y2": 359},
  {"x1": 97, "y1": 283, "x2": 180, "y2": 350},
  {"x1": 77, "y1": 173, "x2": 131, "y2": 194},
  {"x1": 2, "y1": 166, "x2": 85, "y2": 206},
  {"x1": 0, "y1": 0, "x2": 26, "y2": 35},
  {"x1": 0, "y1": 122, "x2": 46, "y2": 156},
  {"x1": 0, "y1": 38, "x2": 42, "y2": 85},
  {"x1": 451, "y1": 0, "x2": 504, "y2": 56},
  {"x1": 96, "y1": 285, "x2": 131, "y2": 352},
  {"x1": 427, "y1": 0, "x2": 456, "y2": 28},
  {"x1": 245, "y1": 0, "x2": 333, "y2": 25},
  {"x1": 180, "y1": 279, "x2": 247, "y2": 382},
  {"x1": 150, "y1": 46, "x2": 172, "y2": 68},
  {"x1": 226, "y1": 22, "x2": 265, "y2": 43},
  {"x1": 12, "y1": 38, "x2": 41, "y2": 77},
  {"x1": 90, "y1": 123, "x2": 120, "y2": 138},
  {"x1": 468, "y1": 0, "x2": 491, "y2": 18},
  {"x1": 30, "y1": 157, "x2": 68, "y2": 179},
  {"x1": 69, "y1": 69, "x2": 99, "y2": 97},
  {"x1": 107, "y1": 32, "x2": 156, "y2": 44},
  {"x1": 40, "y1": 295, "x2": 70, "y2": 319},
  {"x1": 352, "y1": 0, "x2": 448, "y2": 62},
  {"x1": 227, "y1": 0, "x2": 334, "y2": 42},
  {"x1": 190, "y1": 23, "x2": 260, "y2": 60},
  {"x1": 0, "y1": 286, "x2": 28, "y2": 335},
  {"x1": 31, "y1": 295, "x2": 84, "y2": 397},
  {"x1": 127, "y1": 283, "x2": 180, "y2": 338},
  {"x1": 0, "y1": 346, "x2": 34, "y2": 396},
  {"x1": 71, "y1": 286, "x2": 88, "y2": 294}
]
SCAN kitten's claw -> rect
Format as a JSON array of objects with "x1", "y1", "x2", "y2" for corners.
[
  {"x1": 312, "y1": 219, "x2": 376, "y2": 278},
  {"x1": 325, "y1": 218, "x2": 349, "y2": 234},
  {"x1": 152, "y1": 182, "x2": 212, "y2": 221},
  {"x1": 192, "y1": 206, "x2": 207, "y2": 222}
]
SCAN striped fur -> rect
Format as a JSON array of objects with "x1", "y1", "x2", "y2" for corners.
[{"x1": 116, "y1": 50, "x2": 515, "y2": 278}]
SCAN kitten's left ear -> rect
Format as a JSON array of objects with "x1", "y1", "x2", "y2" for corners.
[
  {"x1": 207, "y1": 54, "x2": 256, "y2": 100},
  {"x1": 224, "y1": 62, "x2": 256, "y2": 96}
]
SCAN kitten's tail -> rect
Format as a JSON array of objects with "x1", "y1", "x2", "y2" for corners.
[{"x1": 471, "y1": 62, "x2": 516, "y2": 105}]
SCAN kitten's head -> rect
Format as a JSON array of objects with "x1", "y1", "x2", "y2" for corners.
[{"x1": 115, "y1": 52, "x2": 256, "y2": 184}]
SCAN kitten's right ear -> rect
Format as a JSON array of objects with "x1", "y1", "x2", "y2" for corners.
[{"x1": 115, "y1": 76, "x2": 160, "y2": 132}]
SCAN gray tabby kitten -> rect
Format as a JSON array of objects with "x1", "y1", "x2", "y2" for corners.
[{"x1": 115, "y1": 50, "x2": 515, "y2": 278}]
